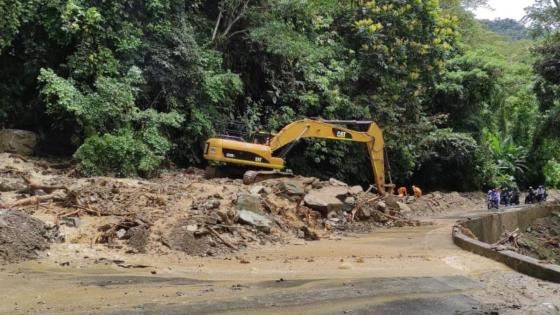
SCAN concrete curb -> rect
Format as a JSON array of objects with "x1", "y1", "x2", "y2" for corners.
[{"x1": 452, "y1": 204, "x2": 560, "y2": 283}]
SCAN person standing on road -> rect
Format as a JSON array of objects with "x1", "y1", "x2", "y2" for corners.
[{"x1": 536, "y1": 185, "x2": 546, "y2": 202}]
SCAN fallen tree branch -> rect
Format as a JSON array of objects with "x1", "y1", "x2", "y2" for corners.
[
  {"x1": 10, "y1": 192, "x2": 66, "y2": 207},
  {"x1": 207, "y1": 226, "x2": 237, "y2": 250}
]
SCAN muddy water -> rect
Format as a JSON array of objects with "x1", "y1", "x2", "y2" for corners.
[{"x1": 0, "y1": 218, "x2": 556, "y2": 314}]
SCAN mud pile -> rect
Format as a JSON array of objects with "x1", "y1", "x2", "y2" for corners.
[
  {"x1": 0, "y1": 209, "x2": 58, "y2": 263},
  {"x1": 406, "y1": 191, "x2": 486, "y2": 215}
]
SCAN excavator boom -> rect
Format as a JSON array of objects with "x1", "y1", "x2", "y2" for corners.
[{"x1": 203, "y1": 119, "x2": 390, "y2": 193}]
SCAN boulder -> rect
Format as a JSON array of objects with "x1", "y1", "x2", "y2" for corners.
[
  {"x1": 343, "y1": 196, "x2": 356, "y2": 212},
  {"x1": 329, "y1": 178, "x2": 348, "y2": 187},
  {"x1": 397, "y1": 201, "x2": 411, "y2": 214},
  {"x1": 280, "y1": 181, "x2": 305, "y2": 196},
  {"x1": 376, "y1": 201, "x2": 386, "y2": 212},
  {"x1": 304, "y1": 190, "x2": 344, "y2": 215},
  {"x1": 349, "y1": 185, "x2": 364, "y2": 195},
  {"x1": 236, "y1": 210, "x2": 272, "y2": 233},
  {"x1": 317, "y1": 186, "x2": 349, "y2": 199},
  {"x1": 235, "y1": 194, "x2": 261, "y2": 213},
  {"x1": 357, "y1": 207, "x2": 372, "y2": 219},
  {"x1": 0, "y1": 129, "x2": 38, "y2": 155}
]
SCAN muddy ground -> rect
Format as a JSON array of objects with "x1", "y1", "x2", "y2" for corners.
[{"x1": 1, "y1": 153, "x2": 559, "y2": 314}]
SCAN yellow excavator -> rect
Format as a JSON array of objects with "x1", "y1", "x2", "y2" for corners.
[{"x1": 203, "y1": 119, "x2": 391, "y2": 193}]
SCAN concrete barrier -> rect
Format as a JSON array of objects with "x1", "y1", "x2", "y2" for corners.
[{"x1": 453, "y1": 204, "x2": 560, "y2": 283}]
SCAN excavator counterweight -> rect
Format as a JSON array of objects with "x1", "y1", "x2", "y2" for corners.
[{"x1": 203, "y1": 119, "x2": 391, "y2": 193}]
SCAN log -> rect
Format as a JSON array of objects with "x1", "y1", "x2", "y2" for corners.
[{"x1": 10, "y1": 192, "x2": 66, "y2": 207}]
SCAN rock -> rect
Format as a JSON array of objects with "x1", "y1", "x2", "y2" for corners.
[
  {"x1": 357, "y1": 207, "x2": 371, "y2": 219},
  {"x1": 317, "y1": 186, "x2": 349, "y2": 199},
  {"x1": 236, "y1": 210, "x2": 272, "y2": 233},
  {"x1": 203, "y1": 198, "x2": 220, "y2": 210},
  {"x1": 0, "y1": 179, "x2": 27, "y2": 192},
  {"x1": 397, "y1": 202, "x2": 411, "y2": 214},
  {"x1": 303, "y1": 190, "x2": 344, "y2": 215},
  {"x1": 0, "y1": 129, "x2": 38, "y2": 155},
  {"x1": 329, "y1": 178, "x2": 348, "y2": 187},
  {"x1": 349, "y1": 185, "x2": 364, "y2": 195},
  {"x1": 249, "y1": 185, "x2": 266, "y2": 195},
  {"x1": 235, "y1": 194, "x2": 261, "y2": 213},
  {"x1": 61, "y1": 217, "x2": 80, "y2": 228},
  {"x1": 376, "y1": 201, "x2": 386, "y2": 212},
  {"x1": 343, "y1": 196, "x2": 356, "y2": 212},
  {"x1": 300, "y1": 226, "x2": 319, "y2": 241},
  {"x1": 383, "y1": 194, "x2": 399, "y2": 210},
  {"x1": 280, "y1": 181, "x2": 305, "y2": 196},
  {"x1": 116, "y1": 229, "x2": 127, "y2": 239},
  {"x1": 527, "y1": 302, "x2": 560, "y2": 315},
  {"x1": 186, "y1": 224, "x2": 198, "y2": 232}
]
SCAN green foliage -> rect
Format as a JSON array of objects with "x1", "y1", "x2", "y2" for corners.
[
  {"x1": 0, "y1": 0, "x2": 554, "y2": 191},
  {"x1": 413, "y1": 129, "x2": 481, "y2": 190},
  {"x1": 480, "y1": 19, "x2": 529, "y2": 40},
  {"x1": 544, "y1": 159, "x2": 560, "y2": 188},
  {"x1": 38, "y1": 66, "x2": 183, "y2": 177}
]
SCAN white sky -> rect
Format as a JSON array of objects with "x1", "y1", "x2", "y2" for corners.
[{"x1": 473, "y1": 0, "x2": 535, "y2": 20}]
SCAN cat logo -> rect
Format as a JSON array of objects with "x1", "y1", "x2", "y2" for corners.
[
  {"x1": 255, "y1": 157, "x2": 262, "y2": 162},
  {"x1": 332, "y1": 128, "x2": 352, "y2": 139}
]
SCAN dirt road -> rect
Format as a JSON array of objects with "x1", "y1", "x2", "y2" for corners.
[{"x1": 1, "y1": 210, "x2": 559, "y2": 315}]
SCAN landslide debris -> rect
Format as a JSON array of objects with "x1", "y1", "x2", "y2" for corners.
[
  {"x1": 0, "y1": 209, "x2": 58, "y2": 263},
  {"x1": 501, "y1": 211, "x2": 560, "y2": 265},
  {"x1": 0, "y1": 153, "x2": 424, "y2": 262}
]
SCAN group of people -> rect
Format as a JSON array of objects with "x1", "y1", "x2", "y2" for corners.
[
  {"x1": 525, "y1": 185, "x2": 548, "y2": 204},
  {"x1": 487, "y1": 185, "x2": 547, "y2": 210},
  {"x1": 396, "y1": 185, "x2": 422, "y2": 198}
]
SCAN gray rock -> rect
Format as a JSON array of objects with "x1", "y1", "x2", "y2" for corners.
[
  {"x1": 329, "y1": 178, "x2": 348, "y2": 187},
  {"x1": 304, "y1": 190, "x2": 344, "y2": 215},
  {"x1": 281, "y1": 181, "x2": 305, "y2": 196},
  {"x1": 236, "y1": 210, "x2": 272, "y2": 233},
  {"x1": 527, "y1": 302, "x2": 560, "y2": 315},
  {"x1": 376, "y1": 201, "x2": 386, "y2": 211},
  {"x1": 0, "y1": 179, "x2": 27, "y2": 192},
  {"x1": 249, "y1": 185, "x2": 266, "y2": 195},
  {"x1": 357, "y1": 207, "x2": 372, "y2": 219},
  {"x1": 61, "y1": 217, "x2": 80, "y2": 228},
  {"x1": 349, "y1": 185, "x2": 364, "y2": 195},
  {"x1": 0, "y1": 129, "x2": 38, "y2": 155},
  {"x1": 203, "y1": 198, "x2": 220, "y2": 210},
  {"x1": 116, "y1": 229, "x2": 127, "y2": 239},
  {"x1": 235, "y1": 194, "x2": 261, "y2": 213},
  {"x1": 318, "y1": 186, "x2": 350, "y2": 199},
  {"x1": 343, "y1": 196, "x2": 356, "y2": 212},
  {"x1": 397, "y1": 201, "x2": 411, "y2": 214}
]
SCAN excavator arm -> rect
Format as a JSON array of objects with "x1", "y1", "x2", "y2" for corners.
[{"x1": 269, "y1": 119, "x2": 387, "y2": 193}]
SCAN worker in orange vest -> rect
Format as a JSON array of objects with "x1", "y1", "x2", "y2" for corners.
[
  {"x1": 412, "y1": 185, "x2": 422, "y2": 198},
  {"x1": 397, "y1": 186, "x2": 408, "y2": 197}
]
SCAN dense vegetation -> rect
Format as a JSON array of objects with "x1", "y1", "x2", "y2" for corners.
[{"x1": 0, "y1": 0, "x2": 559, "y2": 191}]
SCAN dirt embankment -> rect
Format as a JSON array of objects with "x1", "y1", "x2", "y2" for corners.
[{"x1": 0, "y1": 153, "x2": 433, "y2": 264}]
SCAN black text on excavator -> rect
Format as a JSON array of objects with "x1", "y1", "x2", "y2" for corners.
[{"x1": 203, "y1": 119, "x2": 391, "y2": 193}]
